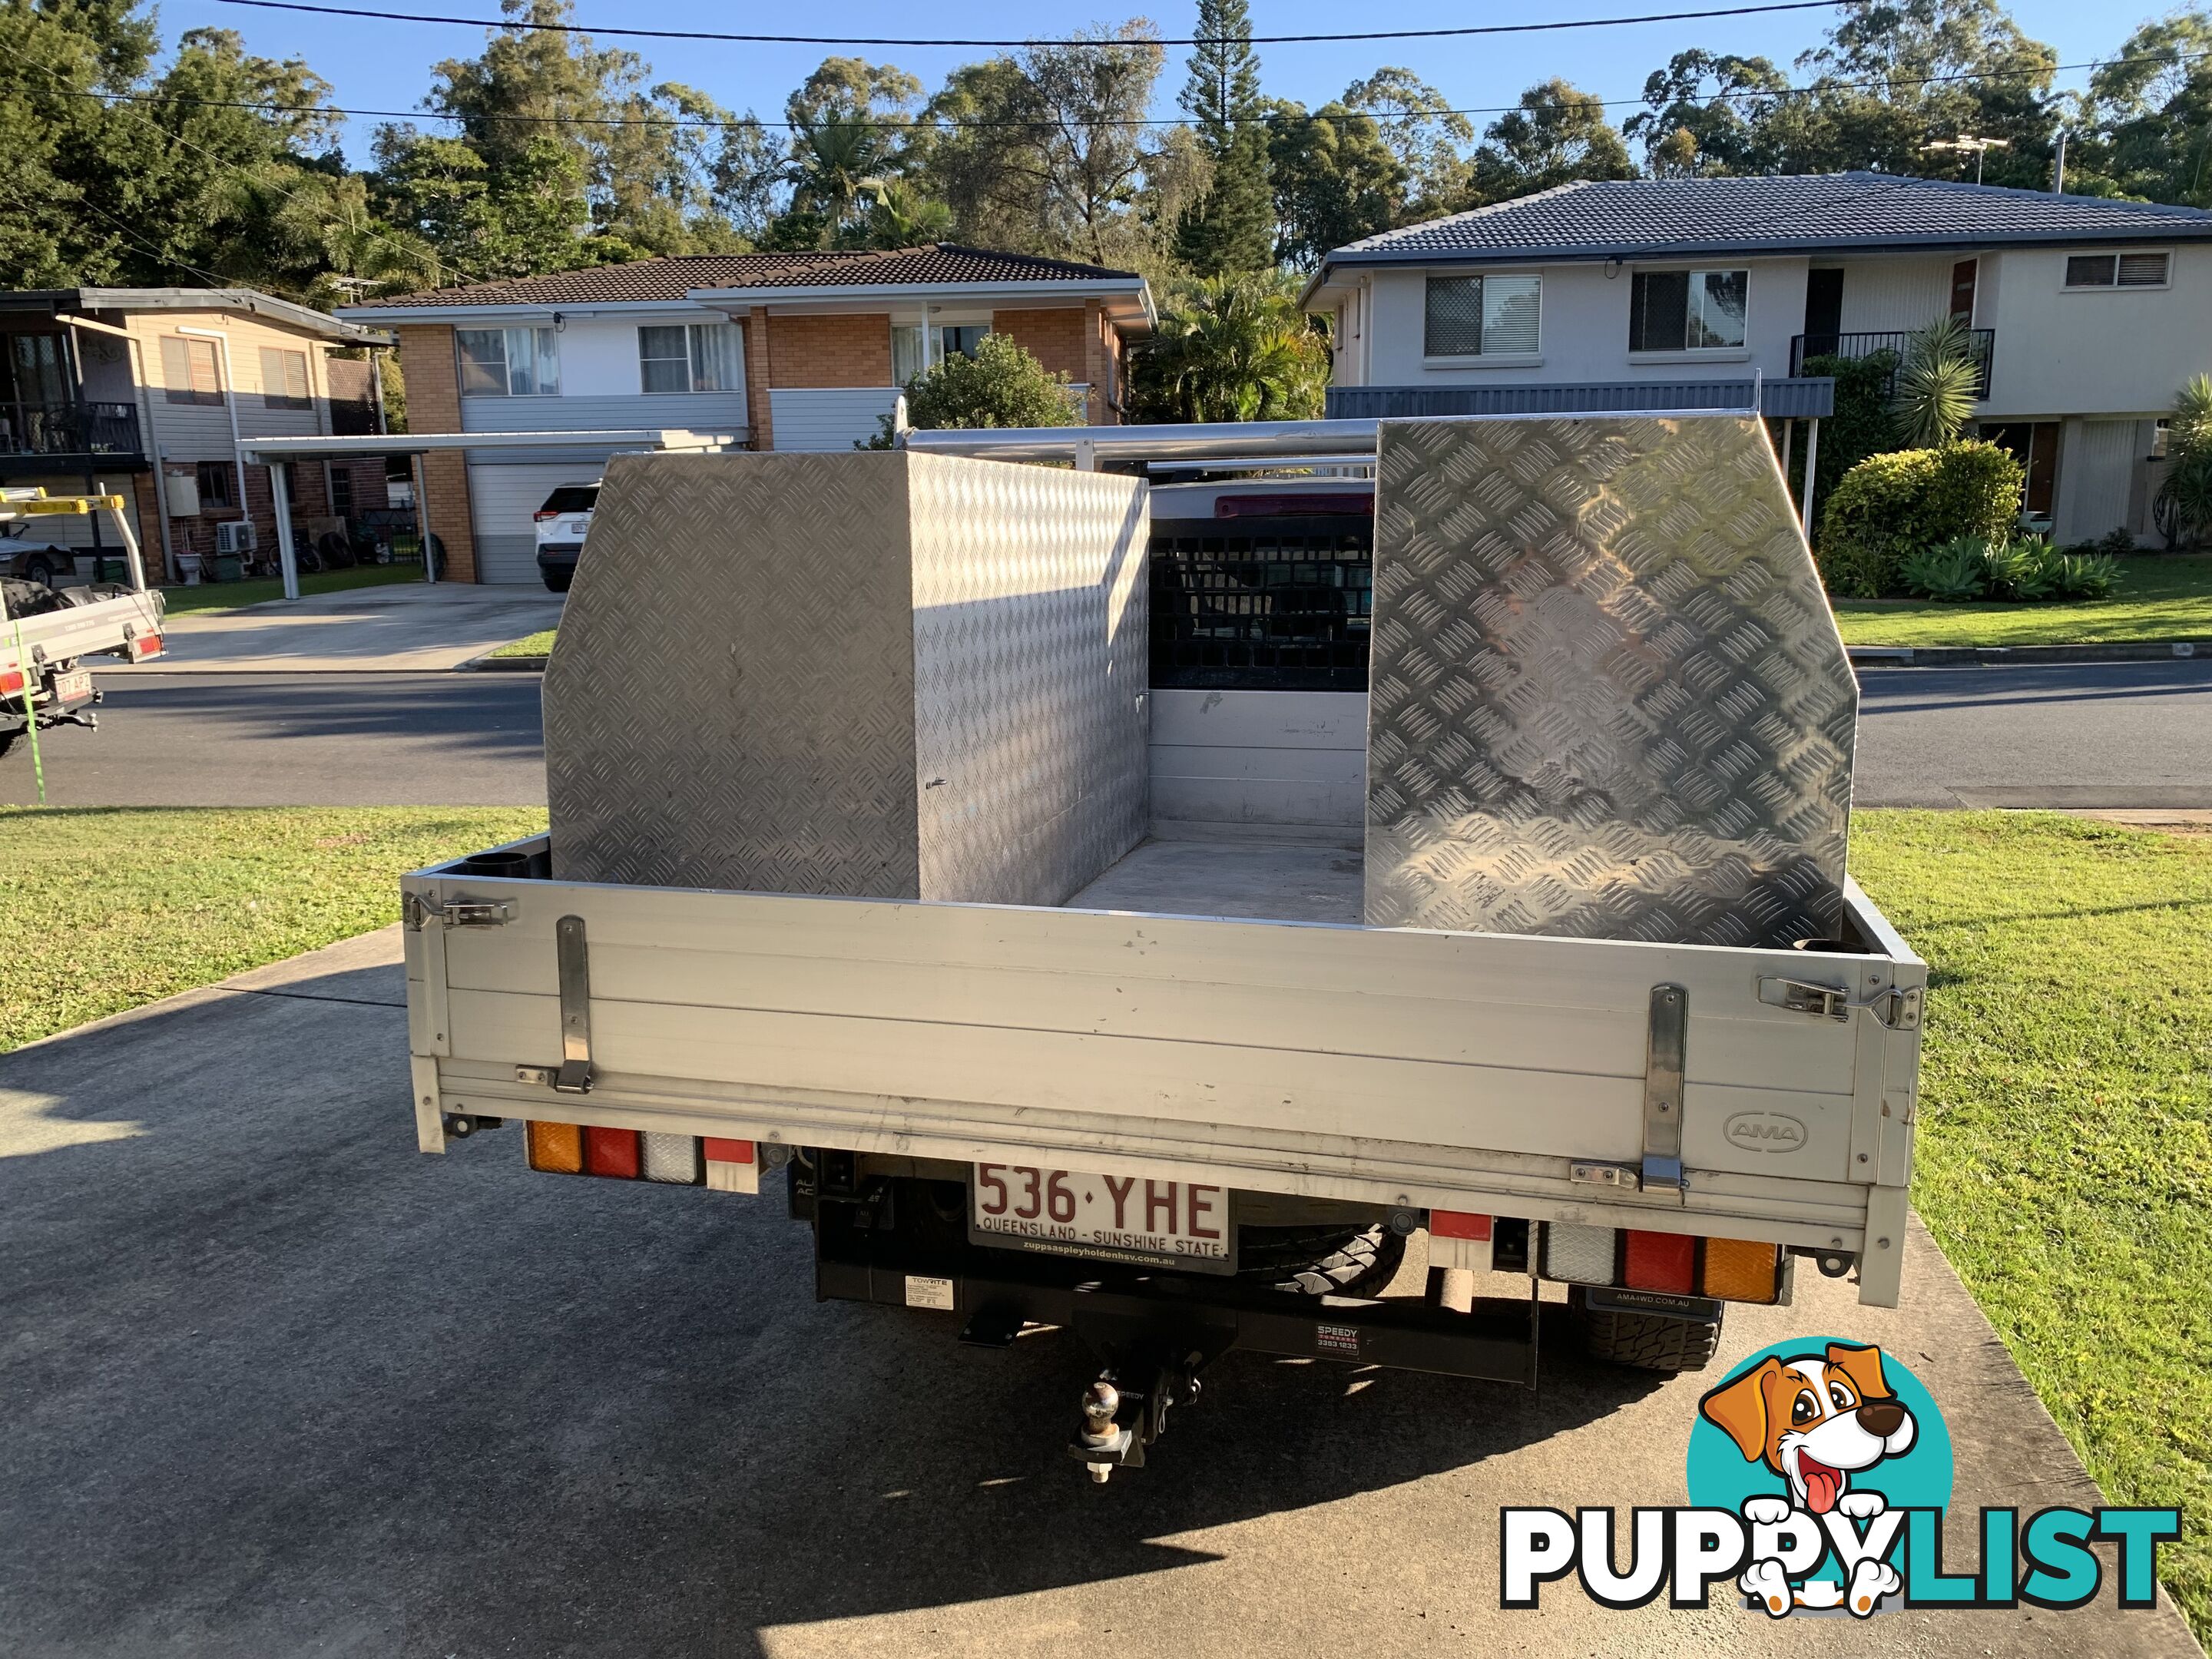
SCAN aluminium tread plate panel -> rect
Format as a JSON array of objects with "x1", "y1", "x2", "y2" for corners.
[
  {"x1": 542, "y1": 448, "x2": 1147, "y2": 905},
  {"x1": 1364, "y1": 413, "x2": 1855, "y2": 949}
]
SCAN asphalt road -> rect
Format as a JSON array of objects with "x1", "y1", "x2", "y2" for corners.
[
  {"x1": 5, "y1": 661, "x2": 2211, "y2": 810},
  {"x1": 1, "y1": 932, "x2": 2194, "y2": 1657}
]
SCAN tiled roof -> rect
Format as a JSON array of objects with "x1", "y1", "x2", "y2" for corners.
[
  {"x1": 349, "y1": 244, "x2": 1141, "y2": 308},
  {"x1": 1326, "y1": 173, "x2": 2212, "y2": 266}
]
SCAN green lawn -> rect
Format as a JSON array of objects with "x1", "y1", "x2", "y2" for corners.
[
  {"x1": 0, "y1": 806, "x2": 543, "y2": 1052},
  {"x1": 488, "y1": 628, "x2": 558, "y2": 658},
  {"x1": 157, "y1": 562, "x2": 426, "y2": 617},
  {"x1": 1852, "y1": 811, "x2": 2212, "y2": 1637},
  {"x1": 1833, "y1": 554, "x2": 2212, "y2": 647}
]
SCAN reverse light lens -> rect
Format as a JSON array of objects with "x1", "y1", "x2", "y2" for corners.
[
  {"x1": 641, "y1": 1132, "x2": 702, "y2": 1184},
  {"x1": 584, "y1": 1126, "x2": 641, "y2": 1179},
  {"x1": 1624, "y1": 1230, "x2": 1696, "y2": 1294},
  {"x1": 1701, "y1": 1237, "x2": 1782, "y2": 1303},
  {"x1": 1543, "y1": 1222, "x2": 1618, "y2": 1286},
  {"x1": 526, "y1": 1120, "x2": 582, "y2": 1174}
]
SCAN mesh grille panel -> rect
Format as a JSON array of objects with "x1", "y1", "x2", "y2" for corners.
[{"x1": 1544, "y1": 1222, "x2": 1619, "y2": 1286}]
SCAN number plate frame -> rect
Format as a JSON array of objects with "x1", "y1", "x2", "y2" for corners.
[
  {"x1": 969, "y1": 1162, "x2": 1238, "y2": 1275},
  {"x1": 49, "y1": 669, "x2": 93, "y2": 706}
]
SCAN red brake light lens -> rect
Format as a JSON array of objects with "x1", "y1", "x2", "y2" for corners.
[
  {"x1": 1624, "y1": 1230, "x2": 1697, "y2": 1293},
  {"x1": 583, "y1": 1126, "x2": 641, "y2": 1178},
  {"x1": 0, "y1": 668, "x2": 22, "y2": 695}
]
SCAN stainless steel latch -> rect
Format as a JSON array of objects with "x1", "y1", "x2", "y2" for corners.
[
  {"x1": 403, "y1": 893, "x2": 513, "y2": 930},
  {"x1": 1759, "y1": 976, "x2": 1924, "y2": 1028},
  {"x1": 554, "y1": 914, "x2": 594, "y2": 1094}
]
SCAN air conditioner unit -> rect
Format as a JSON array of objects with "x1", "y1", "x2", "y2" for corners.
[{"x1": 214, "y1": 521, "x2": 258, "y2": 555}]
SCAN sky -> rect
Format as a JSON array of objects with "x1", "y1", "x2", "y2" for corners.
[{"x1": 158, "y1": 0, "x2": 2154, "y2": 166}]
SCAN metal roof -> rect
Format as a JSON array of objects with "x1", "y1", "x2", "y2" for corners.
[
  {"x1": 0, "y1": 287, "x2": 387, "y2": 343},
  {"x1": 235, "y1": 429, "x2": 737, "y2": 462},
  {"x1": 1315, "y1": 172, "x2": 2212, "y2": 277}
]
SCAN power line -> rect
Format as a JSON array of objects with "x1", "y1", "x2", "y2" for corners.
[
  {"x1": 53, "y1": 49, "x2": 2202, "y2": 134},
  {"x1": 217, "y1": 0, "x2": 1847, "y2": 49}
]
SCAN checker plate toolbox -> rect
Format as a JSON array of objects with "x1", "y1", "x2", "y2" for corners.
[{"x1": 403, "y1": 419, "x2": 1922, "y2": 1477}]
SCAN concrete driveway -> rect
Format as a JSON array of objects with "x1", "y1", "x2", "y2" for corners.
[
  {"x1": 1, "y1": 933, "x2": 2197, "y2": 1658},
  {"x1": 104, "y1": 582, "x2": 562, "y2": 674}
]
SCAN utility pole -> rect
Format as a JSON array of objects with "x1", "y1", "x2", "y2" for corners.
[{"x1": 2053, "y1": 130, "x2": 2068, "y2": 194}]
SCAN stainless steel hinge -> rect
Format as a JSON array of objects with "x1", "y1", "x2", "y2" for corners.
[
  {"x1": 1758, "y1": 976, "x2": 1923, "y2": 1029},
  {"x1": 553, "y1": 914, "x2": 594, "y2": 1094},
  {"x1": 1641, "y1": 984, "x2": 1687, "y2": 1199},
  {"x1": 403, "y1": 892, "x2": 514, "y2": 931}
]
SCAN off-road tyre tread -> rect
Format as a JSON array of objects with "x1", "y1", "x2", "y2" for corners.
[
  {"x1": 1238, "y1": 1223, "x2": 1405, "y2": 1297},
  {"x1": 1574, "y1": 1296, "x2": 1723, "y2": 1373}
]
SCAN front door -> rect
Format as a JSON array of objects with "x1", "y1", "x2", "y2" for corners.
[{"x1": 1803, "y1": 269, "x2": 1844, "y2": 360}]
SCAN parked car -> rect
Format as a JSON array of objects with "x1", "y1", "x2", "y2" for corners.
[
  {"x1": 533, "y1": 482, "x2": 598, "y2": 592},
  {"x1": 0, "y1": 526, "x2": 88, "y2": 588}
]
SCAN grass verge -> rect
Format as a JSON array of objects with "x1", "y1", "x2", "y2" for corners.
[
  {"x1": 0, "y1": 805, "x2": 544, "y2": 1052},
  {"x1": 1852, "y1": 810, "x2": 2212, "y2": 1637},
  {"x1": 157, "y1": 563, "x2": 426, "y2": 617},
  {"x1": 488, "y1": 628, "x2": 557, "y2": 659},
  {"x1": 1832, "y1": 554, "x2": 2212, "y2": 647}
]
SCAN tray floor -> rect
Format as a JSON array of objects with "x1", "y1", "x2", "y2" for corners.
[{"x1": 1062, "y1": 836, "x2": 1364, "y2": 925}]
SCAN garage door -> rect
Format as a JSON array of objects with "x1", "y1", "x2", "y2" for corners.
[{"x1": 466, "y1": 461, "x2": 606, "y2": 584}]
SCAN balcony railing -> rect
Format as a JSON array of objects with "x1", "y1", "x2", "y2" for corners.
[
  {"x1": 0, "y1": 400, "x2": 144, "y2": 461},
  {"x1": 1790, "y1": 329, "x2": 1995, "y2": 399}
]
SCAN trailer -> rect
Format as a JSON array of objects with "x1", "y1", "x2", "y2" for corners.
[
  {"x1": 401, "y1": 412, "x2": 1923, "y2": 1479},
  {"x1": 0, "y1": 489, "x2": 165, "y2": 758}
]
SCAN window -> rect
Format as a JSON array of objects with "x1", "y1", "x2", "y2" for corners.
[
  {"x1": 1423, "y1": 275, "x2": 1541, "y2": 359},
  {"x1": 891, "y1": 324, "x2": 992, "y2": 386},
  {"x1": 637, "y1": 323, "x2": 744, "y2": 393},
  {"x1": 194, "y1": 461, "x2": 234, "y2": 508},
  {"x1": 260, "y1": 347, "x2": 311, "y2": 409},
  {"x1": 1629, "y1": 268, "x2": 1750, "y2": 352},
  {"x1": 329, "y1": 466, "x2": 354, "y2": 516},
  {"x1": 457, "y1": 326, "x2": 559, "y2": 396},
  {"x1": 161, "y1": 336, "x2": 224, "y2": 405},
  {"x1": 4, "y1": 335, "x2": 68, "y2": 405},
  {"x1": 2065, "y1": 251, "x2": 2170, "y2": 289}
]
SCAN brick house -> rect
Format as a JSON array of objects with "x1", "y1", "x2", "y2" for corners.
[
  {"x1": 0, "y1": 287, "x2": 391, "y2": 581},
  {"x1": 339, "y1": 247, "x2": 1155, "y2": 583}
]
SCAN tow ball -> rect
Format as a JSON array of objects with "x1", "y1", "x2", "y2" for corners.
[{"x1": 1069, "y1": 1363, "x2": 1202, "y2": 1483}]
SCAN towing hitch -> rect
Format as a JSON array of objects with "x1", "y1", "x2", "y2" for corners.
[{"x1": 1069, "y1": 1363, "x2": 1203, "y2": 1484}]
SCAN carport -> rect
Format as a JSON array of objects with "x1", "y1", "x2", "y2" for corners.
[{"x1": 236, "y1": 428, "x2": 737, "y2": 600}]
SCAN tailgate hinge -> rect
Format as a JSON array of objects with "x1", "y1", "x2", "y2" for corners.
[
  {"x1": 553, "y1": 913, "x2": 594, "y2": 1094},
  {"x1": 1640, "y1": 983, "x2": 1687, "y2": 1199},
  {"x1": 403, "y1": 892, "x2": 514, "y2": 931}
]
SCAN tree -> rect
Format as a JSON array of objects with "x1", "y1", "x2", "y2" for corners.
[
  {"x1": 1465, "y1": 81, "x2": 1636, "y2": 204},
  {"x1": 1134, "y1": 272, "x2": 1330, "y2": 422},
  {"x1": 859, "y1": 332, "x2": 1081, "y2": 442},
  {"x1": 1174, "y1": 0, "x2": 1273, "y2": 275},
  {"x1": 1892, "y1": 318, "x2": 1980, "y2": 446},
  {"x1": 1340, "y1": 68, "x2": 1472, "y2": 211},
  {"x1": 2068, "y1": 12, "x2": 2212, "y2": 205},
  {"x1": 778, "y1": 56, "x2": 924, "y2": 244},
  {"x1": 1267, "y1": 100, "x2": 1405, "y2": 267},
  {"x1": 1624, "y1": 51, "x2": 1792, "y2": 176}
]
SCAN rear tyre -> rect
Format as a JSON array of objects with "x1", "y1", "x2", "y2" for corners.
[
  {"x1": 1571, "y1": 1287, "x2": 1723, "y2": 1373},
  {"x1": 1238, "y1": 1223, "x2": 1405, "y2": 1296},
  {"x1": 23, "y1": 554, "x2": 60, "y2": 588}
]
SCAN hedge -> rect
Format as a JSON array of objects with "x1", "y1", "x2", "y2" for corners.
[{"x1": 1816, "y1": 440, "x2": 2025, "y2": 598}]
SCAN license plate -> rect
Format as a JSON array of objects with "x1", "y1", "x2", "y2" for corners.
[
  {"x1": 50, "y1": 670, "x2": 92, "y2": 705},
  {"x1": 970, "y1": 1163, "x2": 1236, "y2": 1273}
]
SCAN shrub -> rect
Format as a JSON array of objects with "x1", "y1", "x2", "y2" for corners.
[
  {"x1": 2094, "y1": 526, "x2": 2139, "y2": 558},
  {"x1": 859, "y1": 333, "x2": 1081, "y2": 447},
  {"x1": 2055, "y1": 552, "x2": 2121, "y2": 598},
  {"x1": 1982, "y1": 538, "x2": 2059, "y2": 601},
  {"x1": 1892, "y1": 318, "x2": 1982, "y2": 448},
  {"x1": 1816, "y1": 440, "x2": 2025, "y2": 597},
  {"x1": 1794, "y1": 351, "x2": 1897, "y2": 531},
  {"x1": 1899, "y1": 537, "x2": 1989, "y2": 601}
]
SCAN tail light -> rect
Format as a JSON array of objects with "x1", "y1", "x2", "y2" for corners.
[
  {"x1": 1428, "y1": 1208, "x2": 1492, "y2": 1273},
  {"x1": 129, "y1": 632, "x2": 163, "y2": 661},
  {"x1": 533, "y1": 509, "x2": 558, "y2": 522},
  {"x1": 1624, "y1": 1230, "x2": 1696, "y2": 1294},
  {"x1": 1, "y1": 667, "x2": 22, "y2": 695},
  {"x1": 1542, "y1": 1222, "x2": 1618, "y2": 1286},
  {"x1": 1700, "y1": 1237, "x2": 1782, "y2": 1303},
  {"x1": 525, "y1": 1123, "x2": 758, "y2": 1194}
]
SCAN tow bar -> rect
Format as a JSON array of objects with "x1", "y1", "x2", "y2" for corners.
[{"x1": 1071, "y1": 1364, "x2": 1204, "y2": 1483}]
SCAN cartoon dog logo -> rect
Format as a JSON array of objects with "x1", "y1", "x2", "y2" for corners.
[{"x1": 1698, "y1": 1341, "x2": 1918, "y2": 1617}]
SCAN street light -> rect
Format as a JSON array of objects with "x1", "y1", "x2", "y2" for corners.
[{"x1": 1925, "y1": 134, "x2": 2011, "y2": 184}]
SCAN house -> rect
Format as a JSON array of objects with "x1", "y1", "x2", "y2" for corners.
[
  {"x1": 339, "y1": 246, "x2": 1154, "y2": 584},
  {"x1": 0, "y1": 288, "x2": 392, "y2": 581},
  {"x1": 1305, "y1": 173, "x2": 2212, "y2": 544}
]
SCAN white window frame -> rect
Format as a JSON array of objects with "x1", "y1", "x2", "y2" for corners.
[
  {"x1": 1421, "y1": 273, "x2": 1544, "y2": 366},
  {"x1": 2061, "y1": 250, "x2": 2173, "y2": 293},
  {"x1": 1626, "y1": 266, "x2": 1753, "y2": 362},
  {"x1": 456, "y1": 326, "x2": 561, "y2": 397},
  {"x1": 637, "y1": 322, "x2": 745, "y2": 394}
]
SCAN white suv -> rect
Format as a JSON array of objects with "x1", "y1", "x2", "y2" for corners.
[{"x1": 533, "y1": 482, "x2": 599, "y2": 591}]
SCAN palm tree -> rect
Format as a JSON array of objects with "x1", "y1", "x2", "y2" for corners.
[
  {"x1": 1891, "y1": 316, "x2": 1981, "y2": 448},
  {"x1": 1140, "y1": 273, "x2": 1330, "y2": 423},
  {"x1": 785, "y1": 116, "x2": 896, "y2": 237}
]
